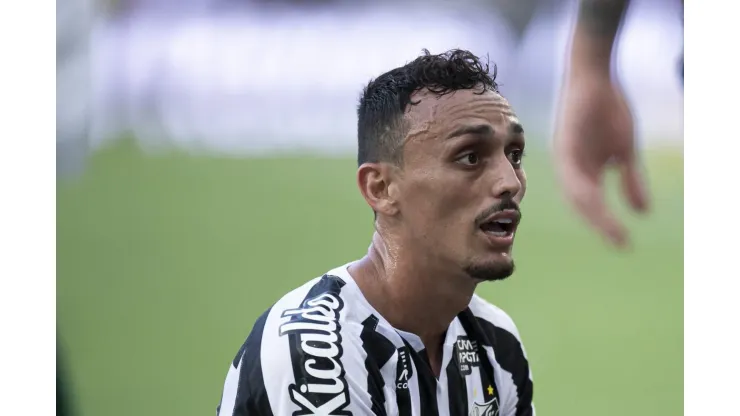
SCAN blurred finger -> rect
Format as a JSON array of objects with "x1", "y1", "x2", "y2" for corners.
[
  {"x1": 563, "y1": 168, "x2": 629, "y2": 248},
  {"x1": 620, "y1": 159, "x2": 649, "y2": 213}
]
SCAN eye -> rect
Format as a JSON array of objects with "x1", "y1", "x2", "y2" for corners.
[
  {"x1": 508, "y1": 148, "x2": 525, "y2": 167},
  {"x1": 456, "y1": 152, "x2": 480, "y2": 166}
]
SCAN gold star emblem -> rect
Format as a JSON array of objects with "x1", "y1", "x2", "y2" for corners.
[{"x1": 487, "y1": 385, "x2": 494, "y2": 396}]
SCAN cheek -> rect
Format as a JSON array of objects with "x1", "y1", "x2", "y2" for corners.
[
  {"x1": 401, "y1": 174, "x2": 471, "y2": 222},
  {"x1": 517, "y1": 169, "x2": 527, "y2": 200}
]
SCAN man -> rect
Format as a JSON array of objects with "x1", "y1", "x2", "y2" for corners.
[
  {"x1": 554, "y1": 0, "x2": 682, "y2": 247},
  {"x1": 216, "y1": 49, "x2": 534, "y2": 416}
]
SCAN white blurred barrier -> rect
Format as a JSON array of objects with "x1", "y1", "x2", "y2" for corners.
[
  {"x1": 57, "y1": 0, "x2": 94, "y2": 176},
  {"x1": 86, "y1": 1, "x2": 684, "y2": 156}
]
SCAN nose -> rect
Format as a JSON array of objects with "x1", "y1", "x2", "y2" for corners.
[{"x1": 490, "y1": 157, "x2": 522, "y2": 199}]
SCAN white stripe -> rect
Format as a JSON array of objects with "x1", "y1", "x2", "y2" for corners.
[
  {"x1": 260, "y1": 277, "x2": 321, "y2": 415},
  {"x1": 436, "y1": 347, "x2": 450, "y2": 414},
  {"x1": 379, "y1": 357, "x2": 399, "y2": 416},
  {"x1": 217, "y1": 359, "x2": 241, "y2": 416},
  {"x1": 406, "y1": 353, "x2": 422, "y2": 415}
]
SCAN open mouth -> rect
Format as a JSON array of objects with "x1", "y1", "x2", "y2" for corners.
[
  {"x1": 479, "y1": 210, "x2": 520, "y2": 238},
  {"x1": 480, "y1": 218, "x2": 515, "y2": 237}
]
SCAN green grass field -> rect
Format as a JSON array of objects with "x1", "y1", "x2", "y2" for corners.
[{"x1": 57, "y1": 140, "x2": 683, "y2": 416}]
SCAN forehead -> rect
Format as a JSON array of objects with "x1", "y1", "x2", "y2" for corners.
[{"x1": 404, "y1": 88, "x2": 520, "y2": 141}]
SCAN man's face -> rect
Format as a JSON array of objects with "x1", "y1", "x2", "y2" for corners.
[{"x1": 395, "y1": 88, "x2": 527, "y2": 281}]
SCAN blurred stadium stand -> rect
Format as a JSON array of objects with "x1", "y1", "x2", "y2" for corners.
[{"x1": 56, "y1": 0, "x2": 684, "y2": 164}]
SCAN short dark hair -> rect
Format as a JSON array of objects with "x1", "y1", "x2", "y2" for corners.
[{"x1": 356, "y1": 49, "x2": 499, "y2": 167}]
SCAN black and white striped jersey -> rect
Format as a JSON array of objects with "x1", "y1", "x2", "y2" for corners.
[{"x1": 217, "y1": 263, "x2": 535, "y2": 416}]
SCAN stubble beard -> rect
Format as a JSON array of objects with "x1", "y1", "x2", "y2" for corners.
[{"x1": 463, "y1": 257, "x2": 516, "y2": 282}]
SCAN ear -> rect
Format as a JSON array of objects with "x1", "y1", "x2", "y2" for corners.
[{"x1": 357, "y1": 162, "x2": 399, "y2": 216}]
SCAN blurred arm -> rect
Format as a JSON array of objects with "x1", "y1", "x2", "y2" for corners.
[
  {"x1": 569, "y1": 0, "x2": 631, "y2": 77},
  {"x1": 555, "y1": 0, "x2": 648, "y2": 248}
]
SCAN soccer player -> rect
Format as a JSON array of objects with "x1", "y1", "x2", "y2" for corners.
[
  {"x1": 217, "y1": 49, "x2": 534, "y2": 416},
  {"x1": 554, "y1": 0, "x2": 682, "y2": 247}
]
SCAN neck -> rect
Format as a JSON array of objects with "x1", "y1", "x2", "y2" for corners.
[{"x1": 348, "y1": 231, "x2": 477, "y2": 374}]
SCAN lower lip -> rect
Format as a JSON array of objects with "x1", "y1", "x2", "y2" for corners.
[{"x1": 480, "y1": 230, "x2": 515, "y2": 247}]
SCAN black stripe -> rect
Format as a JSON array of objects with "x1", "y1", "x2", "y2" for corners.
[
  {"x1": 218, "y1": 307, "x2": 274, "y2": 416},
  {"x1": 360, "y1": 315, "x2": 396, "y2": 416},
  {"x1": 445, "y1": 352, "x2": 468, "y2": 416},
  {"x1": 475, "y1": 317, "x2": 534, "y2": 416},
  {"x1": 457, "y1": 309, "x2": 501, "y2": 406},
  {"x1": 403, "y1": 342, "x2": 439, "y2": 416},
  {"x1": 395, "y1": 346, "x2": 414, "y2": 416}
]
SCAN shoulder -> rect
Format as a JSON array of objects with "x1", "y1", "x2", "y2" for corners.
[
  {"x1": 467, "y1": 295, "x2": 535, "y2": 415},
  {"x1": 218, "y1": 271, "x2": 372, "y2": 415},
  {"x1": 468, "y1": 294, "x2": 524, "y2": 342},
  {"x1": 241, "y1": 271, "x2": 356, "y2": 371},
  {"x1": 253, "y1": 271, "x2": 353, "y2": 341},
  {"x1": 466, "y1": 294, "x2": 532, "y2": 367},
  {"x1": 465, "y1": 294, "x2": 532, "y2": 374}
]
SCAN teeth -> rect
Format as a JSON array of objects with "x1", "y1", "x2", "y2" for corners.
[{"x1": 495, "y1": 218, "x2": 513, "y2": 224}]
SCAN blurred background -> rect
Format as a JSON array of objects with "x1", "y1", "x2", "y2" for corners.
[{"x1": 56, "y1": 0, "x2": 683, "y2": 415}]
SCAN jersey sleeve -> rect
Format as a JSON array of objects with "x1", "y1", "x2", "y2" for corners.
[
  {"x1": 216, "y1": 307, "x2": 378, "y2": 416},
  {"x1": 216, "y1": 310, "x2": 274, "y2": 416}
]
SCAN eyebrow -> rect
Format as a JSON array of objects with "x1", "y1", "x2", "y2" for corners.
[
  {"x1": 445, "y1": 124, "x2": 495, "y2": 140},
  {"x1": 511, "y1": 122, "x2": 524, "y2": 135}
]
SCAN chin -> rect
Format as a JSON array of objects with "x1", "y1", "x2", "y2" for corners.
[{"x1": 464, "y1": 256, "x2": 515, "y2": 282}]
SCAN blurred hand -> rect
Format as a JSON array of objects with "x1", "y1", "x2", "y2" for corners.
[{"x1": 554, "y1": 74, "x2": 649, "y2": 247}]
